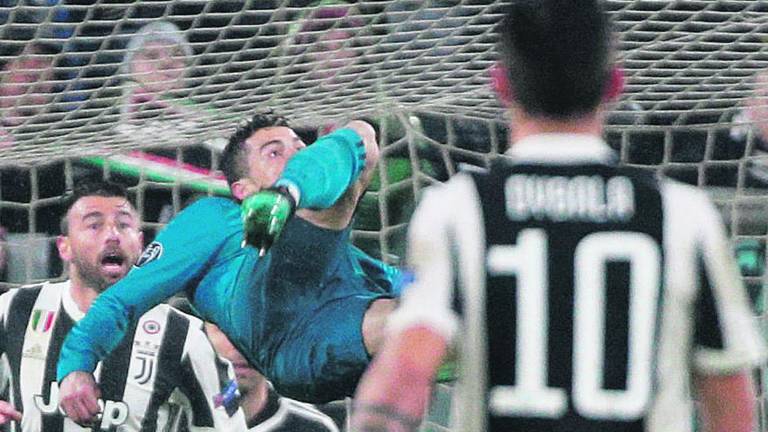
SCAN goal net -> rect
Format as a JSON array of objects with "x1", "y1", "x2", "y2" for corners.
[{"x1": 1, "y1": 0, "x2": 768, "y2": 429}]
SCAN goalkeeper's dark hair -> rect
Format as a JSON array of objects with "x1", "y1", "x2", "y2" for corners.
[
  {"x1": 60, "y1": 178, "x2": 134, "y2": 234},
  {"x1": 221, "y1": 111, "x2": 292, "y2": 189},
  {"x1": 497, "y1": 0, "x2": 612, "y2": 119}
]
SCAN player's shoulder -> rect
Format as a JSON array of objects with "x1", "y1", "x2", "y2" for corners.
[
  {"x1": 416, "y1": 172, "x2": 479, "y2": 213},
  {"x1": 181, "y1": 196, "x2": 238, "y2": 215},
  {"x1": 0, "y1": 279, "x2": 62, "y2": 304},
  {"x1": 170, "y1": 196, "x2": 238, "y2": 223},
  {"x1": 426, "y1": 171, "x2": 476, "y2": 196},
  {"x1": 141, "y1": 303, "x2": 205, "y2": 330},
  {"x1": 162, "y1": 196, "x2": 241, "y2": 235},
  {"x1": 660, "y1": 178, "x2": 719, "y2": 219}
]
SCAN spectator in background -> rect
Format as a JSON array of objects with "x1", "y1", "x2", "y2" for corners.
[
  {"x1": 283, "y1": 0, "x2": 368, "y2": 88},
  {"x1": 0, "y1": 41, "x2": 60, "y2": 146},
  {"x1": 723, "y1": 69, "x2": 768, "y2": 188},
  {"x1": 119, "y1": 20, "x2": 193, "y2": 123}
]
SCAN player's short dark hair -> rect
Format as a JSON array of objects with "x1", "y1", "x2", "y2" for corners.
[
  {"x1": 221, "y1": 111, "x2": 292, "y2": 189},
  {"x1": 59, "y1": 178, "x2": 134, "y2": 234},
  {"x1": 497, "y1": 0, "x2": 612, "y2": 119}
]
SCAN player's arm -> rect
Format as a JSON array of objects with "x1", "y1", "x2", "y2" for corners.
[
  {"x1": 173, "y1": 315, "x2": 247, "y2": 431},
  {"x1": 242, "y1": 122, "x2": 378, "y2": 251},
  {"x1": 294, "y1": 120, "x2": 379, "y2": 231},
  {"x1": 682, "y1": 185, "x2": 767, "y2": 432},
  {"x1": 352, "y1": 179, "x2": 464, "y2": 431},
  {"x1": 694, "y1": 372, "x2": 756, "y2": 432},
  {"x1": 353, "y1": 326, "x2": 448, "y2": 432},
  {"x1": 57, "y1": 198, "x2": 237, "y2": 383}
]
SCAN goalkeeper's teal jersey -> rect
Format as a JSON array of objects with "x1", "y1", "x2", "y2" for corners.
[
  {"x1": 57, "y1": 127, "x2": 405, "y2": 402},
  {"x1": 57, "y1": 196, "x2": 403, "y2": 401}
]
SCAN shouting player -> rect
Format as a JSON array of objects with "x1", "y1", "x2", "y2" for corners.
[{"x1": 0, "y1": 179, "x2": 246, "y2": 431}]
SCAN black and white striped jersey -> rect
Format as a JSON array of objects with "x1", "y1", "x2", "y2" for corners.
[
  {"x1": 0, "y1": 280, "x2": 247, "y2": 432},
  {"x1": 389, "y1": 134, "x2": 767, "y2": 432},
  {"x1": 245, "y1": 389, "x2": 340, "y2": 432},
  {"x1": 179, "y1": 386, "x2": 340, "y2": 432}
]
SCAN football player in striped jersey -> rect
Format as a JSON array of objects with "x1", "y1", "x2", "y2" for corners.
[
  {"x1": 353, "y1": 1, "x2": 767, "y2": 432},
  {"x1": 0, "y1": 179, "x2": 247, "y2": 431}
]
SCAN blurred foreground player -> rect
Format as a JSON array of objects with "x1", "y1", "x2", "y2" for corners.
[{"x1": 352, "y1": 1, "x2": 766, "y2": 431}]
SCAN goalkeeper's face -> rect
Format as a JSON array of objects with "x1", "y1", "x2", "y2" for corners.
[
  {"x1": 237, "y1": 126, "x2": 307, "y2": 197},
  {"x1": 57, "y1": 196, "x2": 144, "y2": 292}
]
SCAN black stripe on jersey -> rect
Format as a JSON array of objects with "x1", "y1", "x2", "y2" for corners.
[
  {"x1": 41, "y1": 310, "x2": 74, "y2": 432},
  {"x1": 175, "y1": 310, "x2": 215, "y2": 428},
  {"x1": 99, "y1": 320, "x2": 139, "y2": 432},
  {"x1": 6, "y1": 285, "x2": 43, "y2": 414},
  {"x1": 447, "y1": 226, "x2": 464, "y2": 318},
  {"x1": 213, "y1": 350, "x2": 231, "y2": 395},
  {"x1": 603, "y1": 261, "x2": 631, "y2": 390},
  {"x1": 693, "y1": 251, "x2": 724, "y2": 349},
  {"x1": 141, "y1": 310, "x2": 189, "y2": 432}
]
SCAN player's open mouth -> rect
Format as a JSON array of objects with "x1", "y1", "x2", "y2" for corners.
[{"x1": 101, "y1": 253, "x2": 126, "y2": 271}]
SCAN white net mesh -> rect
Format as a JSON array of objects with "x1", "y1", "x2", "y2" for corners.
[{"x1": 1, "y1": 0, "x2": 768, "y2": 429}]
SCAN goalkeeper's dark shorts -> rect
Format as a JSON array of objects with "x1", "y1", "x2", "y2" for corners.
[
  {"x1": 252, "y1": 216, "x2": 402, "y2": 403},
  {"x1": 267, "y1": 293, "x2": 385, "y2": 402}
]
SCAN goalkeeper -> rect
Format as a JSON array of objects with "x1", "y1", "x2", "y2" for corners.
[{"x1": 56, "y1": 112, "x2": 407, "y2": 424}]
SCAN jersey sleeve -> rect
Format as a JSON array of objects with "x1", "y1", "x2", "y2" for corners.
[
  {"x1": 57, "y1": 198, "x2": 239, "y2": 382},
  {"x1": 276, "y1": 128, "x2": 366, "y2": 209},
  {"x1": 174, "y1": 317, "x2": 247, "y2": 431},
  {"x1": 386, "y1": 175, "x2": 479, "y2": 342},
  {"x1": 681, "y1": 185, "x2": 768, "y2": 373}
]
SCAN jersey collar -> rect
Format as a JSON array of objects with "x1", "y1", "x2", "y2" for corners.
[
  {"x1": 504, "y1": 133, "x2": 616, "y2": 165},
  {"x1": 61, "y1": 280, "x2": 86, "y2": 322}
]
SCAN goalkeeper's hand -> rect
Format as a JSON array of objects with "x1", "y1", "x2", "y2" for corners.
[{"x1": 241, "y1": 186, "x2": 297, "y2": 255}]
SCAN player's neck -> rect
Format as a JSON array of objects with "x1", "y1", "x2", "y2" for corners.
[
  {"x1": 510, "y1": 106, "x2": 604, "y2": 142},
  {"x1": 68, "y1": 274, "x2": 100, "y2": 313}
]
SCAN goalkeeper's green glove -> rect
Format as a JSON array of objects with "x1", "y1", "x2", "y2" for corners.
[{"x1": 241, "y1": 186, "x2": 297, "y2": 256}]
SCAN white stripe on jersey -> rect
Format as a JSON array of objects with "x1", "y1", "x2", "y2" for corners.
[
  {"x1": 247, "y1": 397, "x2": 340, "y2": 432},
  {"x1": 19, "y1": 282, "x2": 64, "y2": 432},
  {"x1": 648, "y1": 180, "x2": 768, "y2": 432},
  {"x1": 387, "y1": 173, "x2": 489, "y2": 432}
]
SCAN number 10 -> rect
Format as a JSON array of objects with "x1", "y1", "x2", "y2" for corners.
[{"x1": 486, "y1": 229, "x2": 660, "y2": 421}]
